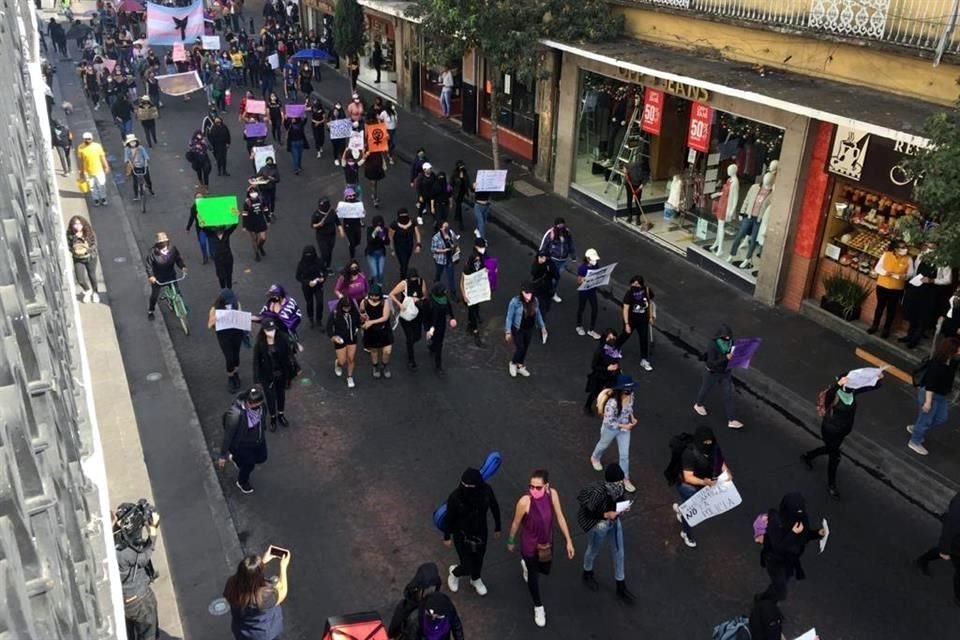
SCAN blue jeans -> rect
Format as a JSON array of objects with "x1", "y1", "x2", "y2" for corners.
[
  {"x1": 729, "y1": 216, "x2": 761, "y2": 260},
  {"x1": 591, "y1": 426, "x2": 631, "y2": 478},
  {"x1": 195, "y1": 227, "x2": 210, "y2": 259},
  {"x1": 582, "y1": 519, "x2": 625, "y2": 581},
  {"x1": 440, "y1": 87, "x2": 453, "y2": 116},
  {"x1": 117, "y1": 118, "x2": 133, "y2": 137},
  {"x1": 550, "y1": 258, "x2": 567, "y2": 295},
  {"x1": 473, "y1": 202, "x2": 490, "y2": 239},
  {"x1": 674, "y1": 483, "x2": 700, "y2": 536},
  {"x1": 434, "y1": 261, "x2": 456, "y2": 297},
  {"x1": 366, "y1": 251, "x2": 385, "y2": 286},
  {"x1": 290, "y1": 140, "x2": 304, "y2": 172},
  {"x1": 911, "y1": 388, "x2": 950, "y2": 445}
]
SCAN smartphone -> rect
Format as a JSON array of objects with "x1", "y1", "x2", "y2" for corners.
[{"x1": 267, "y1": 545, "x2": 289, "y2": 559}]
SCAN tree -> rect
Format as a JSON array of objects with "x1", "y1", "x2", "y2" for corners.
[
  {"x1": 334, "y1": 0, "x2": 365, "y2": 60},
  {"x1": 411, "y1": 0, "x2": 622, "y2": 169},
  {"x1": 907, "y1": 104, "x2": 960, "y2": 265}
]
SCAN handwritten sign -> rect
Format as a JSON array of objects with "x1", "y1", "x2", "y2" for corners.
[
  {"x1": 678, "y1": 477, "x2": 742, "y2": 527},
  {"x1": 329, "y1": 118, "x2": 352, "y2": 140},
  {"x1": 336, "y1": 201, "x2": 365, "y2": 220},
  {"x1": 365, "y1": 123, "x2": 389, "y2": 153},
  {"x1": 267, "y1": 53, "x2": 280, "y2": 69},
  {"x1": 285, "y1": 103, "x2": 305, "y2": 119},
  {"x1": 172, "y1": 42, "x2": 186, "y2": 62},
  {"x1": 245, "y1": 99, "x2": 266, "y2": 115},
  {"x1": 475, "y1": 169, "x2": 507, "y2": 192},
  {"x1": 844, "y1": 367, "x2": 883, "y2": 390},
  {"x1": 577, "y1": 262, "x2": 617, "y2": 291},
  {"x1": 202, "y1": 35, "x2": 220, "y2": 50},
  {"x1": 348, "y1": 131, "x2": 364, "y2": 152},
  {"x1": 729, "y1": 337, "x2": 762, "y2": 369},
  {"x1": 215, "y1": 309, "x2": 252, "y2": 332},
  {"x1": 244, "y1": 122, "x2": 267, "y2": 139},
  {"x1": 463, "y1": 269, "x2": 491, "y2": 305},
  {"x1": 253, "y1": 145, "x2": 275, "y2": 172}
]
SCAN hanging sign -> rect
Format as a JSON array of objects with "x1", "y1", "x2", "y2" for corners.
[
  {"x1": 826, "y1": 125, "x2": 922, "y2": 202},
  {"x1": 641, "y1": 88, "x2": 663, "y2": 136},
  {"x1": 687, "y1": 102, "x2": 713, "y2": 154}
]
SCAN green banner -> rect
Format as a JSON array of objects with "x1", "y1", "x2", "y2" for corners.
[{"x1": 196, "y1": 196, "x2": 239, "y2": 228}]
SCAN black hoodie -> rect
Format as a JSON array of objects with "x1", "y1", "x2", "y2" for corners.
[
  {"x1": 704, "y1": 324, "x2": 733, "y2": 373},
  {"x1": 295, "y1": 247, "x2": 324, "y2": 286},
  {"x1": 220, "y1": 391, "x2": 266, "y2": 456},
  {"x1": 939, "y1": 492, "x2": 960, "y2": 555},
  {"x1": 761, "y1": 492, "x2": 822, "y2": 576},
  {"x1": 387, "y1": 563, "x2": 442, "y2": 639},
  {"x1": 442, "y1": 468, "x2": 502, "y2": 541}
]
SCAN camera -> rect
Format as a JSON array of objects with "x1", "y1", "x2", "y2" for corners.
[{"x1": 114, "y1": 499, "x2": 157, "y2": 551}]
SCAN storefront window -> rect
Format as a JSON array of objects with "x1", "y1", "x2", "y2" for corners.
[
  {"x1": 357, "y1": 14, "x2": 398, "y2": 100},
  {"x1": 481, "y1": 71, "x2": 537, "y2": 140}
]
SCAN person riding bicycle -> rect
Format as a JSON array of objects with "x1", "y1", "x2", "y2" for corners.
[
  {"x1": 123, "y1": 134, "x2": 153, "y2": 201},
  {"x1": 257, "y1": 284, "x2": 302, "y2": 347},
  {"x1": 145, "y1": 231, "x2": 186, "y2": 320}
]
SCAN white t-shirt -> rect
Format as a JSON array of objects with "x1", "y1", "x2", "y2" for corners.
[
  {"x1": 440, "y1": 70, "x2": 454, "y2": 89},
  {"x1": 379, "y1": 111, "x2": 397, "y2": 130}
]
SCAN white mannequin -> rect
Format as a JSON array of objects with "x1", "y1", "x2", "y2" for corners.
[
  {"x1": 726, "y1": 177, "x2": 761, "y2": 262},
  {"x1": 755, "y1": 161, "x2": 780, "y2": 251},
  {"x1": 710, "y1": 164, "x2": 739, "y2": 255},
  {"x1": 740, "y1": 172, "x2": 774, "y2": 269}
]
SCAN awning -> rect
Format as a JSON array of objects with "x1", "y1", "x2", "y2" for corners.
[
  {"x1": 357, "y1": 0, "x2": 420, "y2": 23},
  {"x1": 544, "y1": 38, "x2": 940, "y2": 146}
]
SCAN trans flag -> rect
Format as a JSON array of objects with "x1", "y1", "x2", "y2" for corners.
[{"x1": 146, "y1": 0, "x2": 204, "y2": 45}]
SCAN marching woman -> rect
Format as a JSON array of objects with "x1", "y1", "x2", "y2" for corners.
[
  {"x1": 359, "y1": 285, "x2": 394, "y2": 379},
  {"x1": 504, "y1": 283, "x2": 548, "y2": 378},
  {"x1": 327, "y1": 296, "x2": 362, "y2": 389},
  {"x1": 294, "y1": 245, "x2": 325, "y2": 329},
  {"x1": 389, "y1": 268, "x2": 428, "y2": 369},
  {"x1": 252, "y1": 318, "x2": 298, "y2": 431},
  {"x1": 583, "y1": 329, "x2": 622, "y2": 416},
  {"x1": 423, "y1": 283, "x2": 457, "y2": 375},
  {"x1": 333, "y1": 259, "x2": 369, "y2": 306},
  {"x1": 589, "y1": 375, "x2": 638, "y2": 493},
  {"x1": 389, "y1": 208, "x2": 421, "y2": 280},
  {"x1": 241, "y1": 184, "x2": 271, "y2": 262},
  {"x1": 618, "y1": 275, "x2": 655, "y2": 372},
  {"x1": 208, "y1": 288, "x2": 246, "y2": 393}
]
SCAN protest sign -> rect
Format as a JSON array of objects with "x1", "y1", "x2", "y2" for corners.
[
  {"x1": 244, "y1": 122, "x2": 268, "y2": 138},
  {"x1": 844, "y1": 367, "x2": 883, "y2": 390},
  {"x1": 336, "y1": 201, "x2": 365, "y2": 220},
  {"x1": 463, "y1": 269, "x2": 491, "y2": 305},
  {"x1": 729, "y1": 337, "x2": 762, "y2": 369},
  {"x1": 328, "y1": 118, "x2": 352, "y2": 139},
  {"x1": 577, "y1": 262, "x2": 617, "y2": 291},
  {"x1": 195, "y1": 195, "x2": 239, "y2": 228},
  {"x1": 172, "y1": 41, "x2": 186, "y2": 61},
  {"x1": 819, "y1": 518, "x2": 829, "y2": 553},
  {"x1": 678, "y1": 476, "x2": 742, "y2": 527},
  {"x1": 348, "y1": 131, "x2": 364, "y2": 152},
  {"x1": 215, "y1": 309, "x2": 252, "y2": 332},
  {"x1": 475, "y1": 169, "x2": 507, "y2": 192},
  {"x1": 267, "y1": 53, "x2": 280, "y2": 69},
  {"x1": 285, "y1": 103, "x2": 306, "y2": 119},
  {"x1": 793, "y1": 630, "x2": 817, "y2": 640},
  {"x1": 202, "y1": 35, "x2": 220, "y2": 50},
  {"x1": 253, "y1": 145, "x2": 275, "y2": 172},
  {"x1": 103, "y1": 59, "x2": 117, "y2": 73},
  {"x1": 365, "y1": 123, "x2": 389, "y2": 153},
  {"x1": 245, "y1": 99, "x2": 266, "y2": 115},
  {"x1": 156, "y1": 71, "x2": 203, "y2": 96}
]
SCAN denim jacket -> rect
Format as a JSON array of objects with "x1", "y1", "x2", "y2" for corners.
[{"x1": 504, "y1": 296, "x2": 545, "y2": 333}]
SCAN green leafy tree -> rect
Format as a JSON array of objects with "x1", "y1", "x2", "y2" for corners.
[
  {"x1": 908, "y1": 105, "x2": 960, "y2": 265},
  {"x1": 334, "y1": 0, "x2": 365, "y2": 60},
  {"x1": 411, "y1": 0, "x2": 622, "y2": 169}
]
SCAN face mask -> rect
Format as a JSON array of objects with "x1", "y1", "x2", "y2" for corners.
[
  {"x1": 73, "y1": 224, "x2": 83, "y2": 231},
  {"x1": 477, "y1": 247, "x2": 486, "y2": 255},
  {"x1": 270, "y1": 297, "x2": 281, "y2": 304},
  {"x1": 836, "y1": 388, "x2": 854, "y2": 405},
  {"x1": 588, "y1": 258, "x2": 598, "y2": 266},
  {"x1": 521, "y1": 292, "x2": 533, "y2": 302},
  {"x1": 264, "y1": 330, "x2": 276, "y2": 338},
  {"x1": 529, "y1": 486, "x2": 546, "y2": 499},
  {"x1": 632, "y1": 284, "x2": 643, "y2": 290},
  {"x1": 159, "y1": 247, "x2": 169, "y2": 255},
  {"x1": 350, "y1": 267, "x2": 360, "y2": 274},
  {"x1": 250, "y1": 192, "x2": 259, "y2": 199},
  {"x1": 398, "y1": 214, "x2": 410, "y2": 223},
  {"x1": 897, "y1": 248, "x2": 908, "y2": 256}
]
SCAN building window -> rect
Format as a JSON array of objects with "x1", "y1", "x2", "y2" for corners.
[{"x1": 481, "y1": 71, "x2": 537, "y2": 140}]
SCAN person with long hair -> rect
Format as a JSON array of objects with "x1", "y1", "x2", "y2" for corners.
[
  {"x1": 327, "y1": 296, "x2": 362, "y2": 388},
  {"x1": 310, "y1": 198, "x2": 338, "y2": 275},
  {"x1": 450, "y1": 160, "x2": 471, "y2": 231},
  {"x1": 222, "y1": 549, "x2": 290, "y2": 639},
  {"x1": 755, "y1": 492, "x2": 824, "y2": 602},
  {"x1": 253, "y1": 318, "x2": 298, "y2": 431},
  {"x1": 365, "y1": 214, "x2": 389, "y2": 287},
  {"x1": 294, "y1": 246, "x2": 325, "y2": 329},
  {"x1": 333, "y1": 259, "x2": 369, "y2": 306},
  {"x1": 431, "y1": 220, "x2": 460, "y2": 300},
  {"x1": 389, "y1": 208, "x2": 421, "y2": 280},
  {"x1": 583, "y1": 329, "x2": 622, "y2": 415},
  {"x1": 618, "y1": 275, "x2": 655, "y2": 372},
  {"x1": 186, "y1": 190, "x2": 212, "y2": 265},
  {"x1": 67, "y1": 215, "x2": 100, "y2": 303},
  {"x1": 908, "y1": 336, "x2": 960, "y2": 455},
  {"x1": 208, "y1": 288, "x2": 246, "y2": 393},
  {"x1": 589, "y1": 375, "x2": 638, "y2": 493},
  {"x1": 387, "y1": 563, "x2": 441, "y2": 639},
  {"x1": 309, "y1": 95, "x2": 326, "y2": 159},
  {"x1": 389, "y1": 268, "x2": 428, "y2": 370},
  {"x1": 335, "y1": 186, "x2": 365, "y2": 260},
  {"x1": 360, "y1": 285, "x2": 394, "y2": 379},
  {"x1": 504, "y1": 283, "x2": 547, "y2": 378},
  {"x1": 242, "y1": 184, "x2": 271, "y2": 262}
]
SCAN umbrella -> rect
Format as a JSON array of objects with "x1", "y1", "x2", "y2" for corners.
[
  {"x1": 291, "y1": 48, "x2": 334, "y2": 62},
  {"x1": 66, "y1": 22, "x2": 94, "y2": 39},
  {"x1": 117, "y1": 0, "x2": 145, "y2": 12}
]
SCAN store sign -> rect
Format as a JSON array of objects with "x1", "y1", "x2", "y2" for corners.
[
  {"x1": 641, "y1": 88, "x2": 663, "y2": 135},
  {"x1": 687, "y1": 103, "x2": 713, "y2": 154},
  {"x1": 827, "y1": 125, "x2": 921, "y2": 202},
  {"x1": 615, "y1": 67, "x2": 710, "y2": 102}
]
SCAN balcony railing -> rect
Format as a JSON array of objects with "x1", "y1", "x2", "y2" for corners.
[{"x1": 636, "y1": 0, "x2": 960, "y2": 57}]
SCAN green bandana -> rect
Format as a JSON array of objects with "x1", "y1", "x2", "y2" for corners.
[
  {"x1": 836, "y1": 388, "x2": 854, "y2": 405},
  {"x1": 432, "y1": 293, "x2": 448, "y2": 305},
  {"x1": 715, "y1": 338, "x2": 732, "y2": 355}
]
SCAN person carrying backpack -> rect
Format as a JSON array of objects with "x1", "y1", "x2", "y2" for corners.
[
  {"x1": 712, "y1": 598, "x2": 783, "y2": 640},
  {"x1": 216, "y1": 386, "x2": 269, "y2": 495},
  {"x1": 670, "y1": 426, "x2": 732, "y2": 549},
  {"x1": 387, "y1": 563, "x2": 442, "y2": 640},
  {"x1": 410, "y1": 592, "x2": 464, "y2": 640},
  {"x1": 50, "y1": 117, "x2": 73, "y2": 175}
]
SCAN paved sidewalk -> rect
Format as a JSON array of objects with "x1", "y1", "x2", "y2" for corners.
[{"x1": 312, "y1": 66, "x2": 960, "y2": 514}]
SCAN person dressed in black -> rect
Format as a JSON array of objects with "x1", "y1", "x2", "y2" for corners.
[
  {"x1": 145, "y1": 232, "x2": 186, "y2": 319},
  {"x1": 756, "y1": 492, "x2": 825, "y2": 603},
  {"x1": 618, "y1": 275, "x2": 655, "y2": 372},
  {"x1": 415, "y1": 162, "x2": 439, "y2": 224},
  {"x1": 916, "y1": 491, "x2": 960, "y2": 607},
  {"x1": 256, "y1": 156, "x2": 281, "y2": 212},
  {"x1": 530, "y1": 251, "x2": 558, "y2": 319},
  {"x1": 186, "y1": 193, "x2": 211, "y2": 265},
  {"x1": 389, "y1": 208, "x2": 421, "y2": 280},
  {"x1": 388, "y1": 563, "x2": 442, "y2": 639},
  {"x1": 267, "y1": 91, "x2": 284, "y2": 143},
  {"x1": 902, "y1": 242, "x2": 946, "y2": 349},
  {"x1": 310, "y1": 198, "x2": 337, "y2": 275},
  {"x1": 310, "y1": 97, "x2": 326, "y2": 159},
  {"x1": 207, "y1": 223, "x2": 239, "y2": 290},
  {"x1": 295, "y1": 245, "x2": 325, "y2": 329},
  {"x1": 187, "y1": 130, "x2": 213, "y2": 187},
  {"x1": 242, "y1": 185, "x2": 271, "y2": 262},
  {"x1": 424, "y1": 282, "x2": 457, "y2": 374},
  {"x1": 371, "y1": 42, "x2": 384, "y2": 83},
  {"x1": 253, "y1": 318, "x2": 298, "y2": 431},
  {"x1": 460, "y1": 237, "x2": 489, "y2": 347},
  {"x1": 114, "y1": 501, "x2": 160, "y2": 640},
  {"x1": 802, "y1": 372, "x2": 882, "y2": 497},
  {"x1": 450, "y1": 160, "x2": 471, "y2": 231},
  {"x1": 442, "y1": 467, "x2": 502, "y2": 597},
  {"x1": 218, "y1": 386, "x2": 269, "y2": 494},
  {"x1": 389, "y1": 268, "x2": 427, "y2": 370},
  {"x1": 207, "y1": 115, "x2": 232, "y2": 176},
  {"x1": 412, "y1": 592, "x2": 465, "y2": 640},
  {"x1": 583, "y1": 329, "x2": 622, "y2": 415},
  {"x1": 208, "y1": 288, "x2": 246, "y2": 393}
]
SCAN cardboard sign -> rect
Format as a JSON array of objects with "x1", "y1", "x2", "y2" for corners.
[
  {"x1": 215, "y1": 309, "x2": 252, "y2": 332},
  {"x1": 202, "y1": 35, "x2": 220, "y2": 50},
  {"x1": 348, "y1": 131, "x2": 364, "y2": 152},
  {"x1": 336, "y1": 201, "x2": 365, "y2": 220},
  {"x1": 577, "y1": 262, "x2": 617, "y2": 291},
  {"x1": 156, "y1": 71, "x2": 203, "y2": 96},
  {"x1": 244, "y1": 122, "x2": 268, "y2": 138},
  {"x1": 365, "y1": 123, "x2": 389, "y2": 153},
  {"x1": 285, "y1": 103, "x2": 306, "y2": 118},
  {"x1": 641, "y1": 88, "x2": 664, "y2": 135},
  {"x1": 253, "y1": 145, "x2": 275, "y2": 172},
  {"x1": 245, "y1": 99, "x2": 266, "y2": 115},
  {"x1": 172, "y1": 41, "x2": 186, "y2": 62},
  {"x1": 267, "y1": 53, "x2": 280, "y2": 69},
  {"x1": 462, "y1": 269, "x2": 491, "y2": 305},
  {"x1": 329, "y1": 118, "x2": 352, "y2": 139},
  {"x1": 728, "y1": 337, "x2": 762, "y2": 369},
  {"x1": 195, "y1": 195, "x2": 239, "y2": 227},
  {"x1": 475, "y1": 169, "x2": 507, "y2": 192},
  {"x1": 678, "y1": 476, "x2": 742, "y2": 527},
  {"x1": 687, "y1": 102, "x2": 713, "y2": 154}
]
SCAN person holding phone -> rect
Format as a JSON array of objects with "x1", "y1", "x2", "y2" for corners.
[
  {"x1": 671, "y1": 426, "x2": 733, "y2": 549},
  {"x1": 327, "y1": 297, "x2": 362, "y2": 388},
  {"x1": 223, "y1": 547, "x2": 291, "y2": 640}
]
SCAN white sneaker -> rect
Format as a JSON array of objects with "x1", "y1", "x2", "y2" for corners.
[
  {"x1": 680, "y1": 531, "x2": 697, "y2": 548},
  {"x1": 587, "y1": 330, "x2": 602, "y2": 340},
  {"x1": 346, "y1": 376, "x2": 355, "y2": 389},
  {"x1": 508, "y1": 362, "x2": 518, "y2": 377},
  {"x1": 906, "y1": 424, "x2": 914, "y2": 434},
  {"x1": 576, "y1": 326, "x2": 586, "y2": 336},
  {"x1": 672, "y1": 503, "x2": 682, "y2": 523},
  {"x1": 624, "y1": 479, "x2": 636, "y2": 493},
  {"x1": 334, "y1": 159, "x2": 340, "y2": 166},
  {"x1": 92, "y1": 292, "x2": 100, "y2": 303},
  {"x1": 470, "y1": 578, "x2": 488, "y2": 596},
  {"x1": 316, "y1": 151, "x2": 322, "y2": 158},
  {"x1": 516, "y1": 365, "x2": 531, "y2": 377},
  {"x1": 447, "y1": 565, "x2": 460, "y2": 592},
  {"x1": 552, "y1": 293, "x2": 562, "y2": 303},
  {"x1": 533, "y1": 606, "x2": 546, "y2": 628},
  {"x1": 640, "y1": 359, "x2": 653, "y2": 371},
  {"x1": 693, "y1": 404, "x2": 708, "y2": 416},
  {"x1": 334, "y1": 361, "x2": 343, "y2": 377},
  {"x1": 908, "y1": 441, "x2": 929, "y2": 456},
  {"x1": 590, "y1": 457, "x2": 602, "y2": 471},
  {"x1": 81, "y1": 290, "x2": 91, "y2": 303},
  {"x1": 520, "y1": 559, "x2": 528, "y2": 583},
  {"x1": 727, "y1": 420, "x2": 744, "y2": 430},
  {"x1": 474, "y1": 228, "x2": 481, "y2": 239}
]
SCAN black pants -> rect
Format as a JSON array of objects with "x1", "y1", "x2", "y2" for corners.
[
  {"x1": 534, "y1": 291, "x2": 552, "y2": 319},
  {"x1": 316, "y1": 234, "x2": 336, "y2": 273},
  {"x1": 193, "y1": 160, "x2": 211, "y2": 186},
  {"x1": 344, "y1": 225, "x2": 362, "y2": 259},
  {"x1": 758, "y1": 564, "x2": 790, "y2": 603},
  {"x1": 917, "y1": 546, "x2": 960, "y2": 599},
  {"x1": 217, "y1": 330, "x2": 243, "y2": 372},
  {"x1": 521, "y1": 555, "x2": 552, "y2": 607},
  {"x1": 396, "y1": 248, "x2": 412, "y2": 280},
  {"x1": 261, "y1": 188, "x2": 276, "y2": 212},
  {"x1": 617, "y1": 315, "x2": 649, "y2": 359},
  {"x1": 124, "y1": 589, "x2": 159, "y2": 640},
  {"x1": 452, "y1": 535, "x2": 486, "y2": 580},
  {"x1": 350, "y1": 68, "x2": 359, "y2": 90},
  {"x1": 429, "y1": 326, "x2": 446, "y2": 369},
  {"x1": 213, "y1": 148, "x2": 228, "y2": 175},
  {"x1": 871, "y1": 286, "x2": 902, "y2": 334},
  {"x1": 454, "y1": 195, "x2": 466, "y2": 229},
  {"x1": 132, "y1": 169, "x2": 153, "y2": 198},
  {"x1": 577, "y1": 290, "x2": 598, "y2": 330},
  {"x1": 271, "y1": 119, "x2": 283, "y2": 142},
  {"x1": 301, "y1": 283, "x2": 323, "y2": 324},
  {"x1": 332, "y1": 138, "x2": 346, "y2": 160},
  {"x1": 148, "y1": 282, "x2": 177, "y2": 312},
  {"x1": 511, "y1": 326, "x2": 534, "y2": 365},
  {"x1": 467, "y1": 304, "x2": 481, "y2": 336},
  {"x1": 313, "y1": 126, "x2": 325, "y2": 150},
  {"x1": 142, "y1": 120, "x2": 157, "y2": 147},
  {"x1": 215, "y1": 257, "x2": 233, "y2": 290},
  {"x1": 264, "y1": 377, "x2": 287, "y2": 418},
  {"x1": 74, "y1": 259, "x2": 97, "y2": 293},
  {"x1": 804, "y1": 429, "x2": 846, "y2": 488},
  {"x1": 401, "y1": 318, "x2": 421, "y2": 363}
]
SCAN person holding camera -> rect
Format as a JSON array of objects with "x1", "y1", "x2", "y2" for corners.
[
  {"x1": 223, "y1": 548, "x2": 291, "y2": 640},
  {"x1": 114, "y1": 501, "x2": 160, "y2": 640}
]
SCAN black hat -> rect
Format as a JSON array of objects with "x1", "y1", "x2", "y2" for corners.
[
  {"x1": 262, "y1": 318, "x2": 279, "y2": 331},
  {"x1": 247, "y1": 386, "x2": 265, "y2": 403},
  {"x1": 460, "y1": 467, "x2": 483, "y2": 486},
  {"x1": 604, "y1": 464, "x2": 625, "y2": 482}
]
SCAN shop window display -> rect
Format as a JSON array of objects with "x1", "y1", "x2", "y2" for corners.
[{"x1": 481, "y1": 72, "x2": 537, "y2": 140}]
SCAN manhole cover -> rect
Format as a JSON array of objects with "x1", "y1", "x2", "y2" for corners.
[
  {"x1": 208, "y1": 598, "x2": 229, "y2": 616},
  {"x1": 146, "y1": 372, "x2": 162, "y2": 382}
]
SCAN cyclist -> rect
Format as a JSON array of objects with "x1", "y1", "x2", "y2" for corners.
[
  {"x1": 123, "y1": 134, "x2": 153, "y2": 201},
  {"x1": 145, "y1": 232, "x2": 186, "y2": 320}
]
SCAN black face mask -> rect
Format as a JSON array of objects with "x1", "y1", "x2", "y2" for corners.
[
  {"x1": 350, "y1": 267, "x2": 359, "y2": 275},
  {"x1": 269, "y1": 297, "x2": 281, "y2": 304},
  {"x1": 398, "y1": 215, "x2": 410, "y2": 223}
]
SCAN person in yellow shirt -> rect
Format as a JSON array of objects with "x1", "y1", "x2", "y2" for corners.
[
  {"x1": 229, "y1": 48, "x2": 245, "y2": 86},
  {"x1": 869, "y1": 240, "x2": 914, "y2": 338},
  {"x1": 76, "y1": 132, "x2": 111, "y2": 207}
]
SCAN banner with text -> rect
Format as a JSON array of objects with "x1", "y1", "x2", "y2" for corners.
[
  {"x1": 577, "y1": 262, "x2": 617, "y2": 291},
  {"x1": 687, "y1": 102, "x2": 713, "y2": 154},
  {"x1": 641, "y1": 88, "x2": 664, "y2": 135},
  {"x1": 678, "y1": 475, "x2": 742, "y2": 527}
]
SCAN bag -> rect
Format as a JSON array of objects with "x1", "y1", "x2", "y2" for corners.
[
  {"x1": 71, "y1": 239, "x2": 91, "y2": 259},
  {"x1": 752, "y1": 513, "x2": 768, "y2": 543},
  {"x1": 711, "y1": 615, "x2": 750, "y2": 640},
  {"x1": 76, "y1": 178, "x2": 90, "y2": 194},
  {"x1": 815, "y1": 386, "x2": 833, "y2": 417},
  {"x1": 536, "y1": 543, "x2": 553, "y2": 563},
  {"x1": 399, "y1": 296, "x2": 419, "y2": 321},
  {"x1": 595, "y1": 388, "x2": 614, "y2": 417},
  {"x1": 663, "y1": 432, "x2": 694, "y2": 486},
  {"x1": 912, "y1": 356, "x2": 930, "y2": 387}
]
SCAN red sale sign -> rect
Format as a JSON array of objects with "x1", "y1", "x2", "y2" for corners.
[
  {"x1": 687, "y1": 103, "x2": 713, "y2": 154},
  {"x1": 640, "y1": 88, "x2": 663, "y2": 135}
]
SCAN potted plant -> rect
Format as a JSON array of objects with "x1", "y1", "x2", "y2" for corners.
[{"x1": 821, "y1": 271, "x2": 873, "y2": 321}]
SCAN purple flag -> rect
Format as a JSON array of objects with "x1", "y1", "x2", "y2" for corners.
[
  {"x1": 729, "y1": 337, "x2": 762, "y2": 369},
  {"x1": 244, "y1": 122, "x2": 267, "y2": 138}
]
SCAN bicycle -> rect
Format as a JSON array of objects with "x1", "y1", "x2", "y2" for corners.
[
  {"x1": 132, "y1": 167, "x2": 149, "y2": 214},
  {"x1": 156, "y1": 275, "x2": 190, "y2": 335}
]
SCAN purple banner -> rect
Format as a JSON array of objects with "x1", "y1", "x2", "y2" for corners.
[
  {"x1": 729, "y1": 337, "x2": 762, "y2": 369},
  {"x1": 244, "y1": 122, "x2": 267, "y2": 138},
  {"x1": 285, "y1": 104, "x2": 306, "y2": 118}
]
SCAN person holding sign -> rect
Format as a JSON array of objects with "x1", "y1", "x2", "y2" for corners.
[
  {"x1": 575, "y1": 250, "x2": 603, "y2": 340},
  {"x1": 670, "y1": 427, "x2": 732, "y2": 549},
  {"x1": 207, "y1": 288, "x2": 246, "y2": 393},
  {"x1": 756, "y1": 493, "x2": 825, "y2": 603},
  {"x1": 504, "y1": 283, "x2": 548, "y2": 378},
  {"x1": 460, "y1": 238, "x2": 490, "y2": 347},
  {"x1": 335, "y1": 187, "x2": 365, "y2": 260}
]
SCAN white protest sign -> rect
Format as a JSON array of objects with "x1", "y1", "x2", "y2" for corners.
[
  {"x1": 348, "y1": 131, "x2": 364, "y2": 152},
  {"x1": 577, "y1": 262, "x2": 617, "y2": 291},
  {"x1": 336, "y1": 201, "x2": 365, "y2": 220},
  {"x1": 678, "y1": 477, "x2": 742, "y2": 527},
  {"x1": 252, "y1": 145, "x2": 276, "y2": 172},
  {"x1": 819, "y1": 518, "x2": 829, "y2": 553},
  {"x1": 215, "y1": 309, "x2": 252, "y2": 332},
  {"x1": 267, "y1": 53, "x2": 280, "y2": 69},
  {"x1": 844, "y1": 367, "x2": 884, "y2": 390},
  {"x1": 475, "y1": 169, "x2": 507, "y2": 192},
  {"x1": 462, "y1": 269, "x2": 491, "y2": 305},
  {"x1": 202, "y1": 35, "x2": 221, "y2": 50},
  {"x1": 793, "y1": 629, "x2": 817, "y2": 640},
  {"x1": 329, "y1": 118, "x2": 352, "y2": 139}
]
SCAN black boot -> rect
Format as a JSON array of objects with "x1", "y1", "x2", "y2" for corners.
[
  {"x1": 269, "y1": 416, "x2": 278, "y2": 432},
  {"x1": 581, "y1": 570, "x2": 599, "y2": 592},
  {"x1": 228, "y1": 374, "x2": 239, "y2": 393},
  {"x1": 616, "y1": 580, "x2": 635, "y2": 605}
]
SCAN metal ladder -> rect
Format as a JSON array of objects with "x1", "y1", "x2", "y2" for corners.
[{"x1": 602, "y1": 98, "x2": 649, "y2": 202}]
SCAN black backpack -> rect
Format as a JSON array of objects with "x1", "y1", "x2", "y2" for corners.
[{"x1": 663, "y1": 432, "x2": 694, "y2": 486}]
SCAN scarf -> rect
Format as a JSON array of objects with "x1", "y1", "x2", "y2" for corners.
[
  {"x1": 245, "y1": 406, "x2": 261, "y2": 429},
  {"x1": 836, "y1": 388, "x2": 854, "y2": 405},
  {"x1": 432, "y1": 293, "x2": 448, "y2": 305}
]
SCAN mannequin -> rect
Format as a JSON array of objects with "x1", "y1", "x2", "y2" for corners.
[
  {"x1": 727, "y1": 172, "x2": 774, "y2": 268},
  {"x1": 710, "y1": 164, "x2": 739, "y2": 255},
  {"x1": 755, "y1": 160, "x2": 780, "y2": 254}
]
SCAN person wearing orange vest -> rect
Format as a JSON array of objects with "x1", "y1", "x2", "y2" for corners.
[{"x1": 869, "y1": 240, "x2": 914, "y2": 338}]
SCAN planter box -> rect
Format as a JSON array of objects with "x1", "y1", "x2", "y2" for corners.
[{"x1": 820, "y1": 295, "x2": 861, "y2": 322}]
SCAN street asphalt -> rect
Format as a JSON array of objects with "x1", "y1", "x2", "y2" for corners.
[{"x1": 64, "y1": 16, "x2": 959, "y2": 640}]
